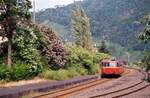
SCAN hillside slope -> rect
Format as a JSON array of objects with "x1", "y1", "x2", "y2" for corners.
[{"x1": 36, "y1": 0, "x2": 150, "y2": 51}]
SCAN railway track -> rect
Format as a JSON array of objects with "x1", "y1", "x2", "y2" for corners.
[
  {"x1": 33, "y1": 78, "x2": 110, "y2": 98},
  {"x1": 88, "y1": 68, "x2": 150, "y2": 98},
  {"x1": 33, "y1": 69, "x2": 130, "y2": 98},
  {"x1": 89, "y1": 81, "x2": 150, "y2": 98}
]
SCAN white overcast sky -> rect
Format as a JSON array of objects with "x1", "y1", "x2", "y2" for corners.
[{"x1": 30, "y1": 0, "x2": 82, "y2": 11}]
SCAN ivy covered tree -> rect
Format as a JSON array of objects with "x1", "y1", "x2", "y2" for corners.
[
  {"x1": 71, "y1": 3, "x2": 93, "y2": 51},
  {"x1": 0, "y1": 0, "x2": 31, "y2": 67},
  {"x1": 139, "y1": 15, "x2": 150, "y2": 71}
]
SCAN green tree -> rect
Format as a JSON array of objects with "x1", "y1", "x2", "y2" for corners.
[
  {"x1": 139, "y1": 15, "x2": 150, "y2": 71},
  {"x1": 142, "y1": 51, "x2": 150, "y2": 71},
  {"x1": 139, "y1": 15, "x2": 150, "y2": 43},
  {"x1": 0, "y1": 0, "x2": 31, "y2": 67},
  {"x1": 98, "y1": 40, "x2": 109, "y2": 53},
  {"x1": 71, "y1": 3, "x2": 93, "y2": 51}
]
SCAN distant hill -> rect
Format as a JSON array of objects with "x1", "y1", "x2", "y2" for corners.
[{"x1": 36, "y1": 0, "x2": 150, "y2": 51}]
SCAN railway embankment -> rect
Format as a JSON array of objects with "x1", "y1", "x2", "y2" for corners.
[{"x1": 0, "y1": 75, "x2": 97, "y2": 98}]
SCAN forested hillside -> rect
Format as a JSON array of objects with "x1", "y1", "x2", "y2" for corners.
[{"x1": 36, "y1": 0, "x2": 150, "y2": 51}]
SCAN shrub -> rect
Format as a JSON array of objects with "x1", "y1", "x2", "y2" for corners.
[
  {"x1": 13, "y1": 63, "x2": 42, "y2": 81},
  {"x1": 0, "y1": 62, "x2": 42, "y2": 81},
  {"x1": 0, "y1": 65, "x2": 9, "y2": 80},
  {"x1": 75, "y1": 66, "x2": 88, "y2": 75},
  {"x1": 13, "y1": 27, "x2": 43, "y2": 67},
  {"x1": 9, "y1": 64, "x2": 30, "y2": 81},
  {"x1": 39, "y1": 67, "x2": 87, "y2": 80},
  {"x1": 39, "y1": 69, "x2": 69, "y2": 80},
  {"x1": 93, "y1": 53, "x2": 110, "y2": 63},
  {"x1": 142, "y1": 51, "x2": 150, "y2": 71},
  {"x1": 68, "y1": 66, "x2": 88, "y2": 75},
  {"x1": 38, "y1": 25, "x2": 67, "y2": 69},
  {"x1": 65, "y1": 45, "x2": 109, "y2": 75},
  {"x1": 89, "y1": 64, "x2": 100, "y2": 74},
  {"x1": 67, "y1": 67, "x2": 81, "y2": 77}
]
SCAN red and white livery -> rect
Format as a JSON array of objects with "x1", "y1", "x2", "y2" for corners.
[{"x1": 100, "y1": 59, "x2": 124, "y2": 77}]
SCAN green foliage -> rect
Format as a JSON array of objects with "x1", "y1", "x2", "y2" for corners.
[
  {"x1": 9, "y1": 64, "x2": 31, "y2": 81},
  {"x1": 0, "y1": 17, "x2": 67, "y2": 81},
  {"x1": 39, "y1": 69, "x2": 76, "y2": 80},
  {"x1": 98, "y1": 40, "x2": 109, "y2": 53},
  {"x1": 33, "y1": 0, "x2": 150, "y2": 67},
  {"x1": 13, "y1": 27, "x2": 42, "y2": 66},
  {"x1": 95, "y1": 41, "x2": 143, "y2": 64},
  {"x1": 0, "y1": 62, "x2": 41, "y2": 81},
  {"x1": 67, "y1": 67, "x2": 85, "y2": 77},
  {"x1": 139, "y1": 15, "x2": 150, "y2": 43},
  {"x1": 0, "y1": 0, "x2": 32, "y2": 66},
  {"x1": 0, "y1": 65, "x2": 9, "y2": 80},
  {"x1": 65, "y1": 45, "x2": 109, "y2": 74},
  {"x1": 0, "y1": 24, "x2": 44, "y2": 81},
  {"x1": 36, "y1": 0, "x2": 150, "y2": 51},
  {"x1": 142, "y1": 51, "x2": 150, "y2": 71},
  {"x1": 139, "y1": 15, "x2": 150, "y2": 71},
  {"x1": 71, "y1": 3, "x2": 93, "y2": 51},
  {"x1": 39, "y1": 66, "x2": 89, "y2": 80}
]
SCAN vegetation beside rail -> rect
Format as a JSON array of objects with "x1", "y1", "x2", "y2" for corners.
[{"x1": 0, "y1": 0, "x2": 109, "y2": 82}]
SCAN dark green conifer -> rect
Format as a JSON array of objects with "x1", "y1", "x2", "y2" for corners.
[{"x1": 71, "y1": 3, "x2": 93, "y2": 51}]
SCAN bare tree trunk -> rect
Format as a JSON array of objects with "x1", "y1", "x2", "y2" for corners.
[{"x1": 7, "y1": 39, "x2": 12, "y2": 68}]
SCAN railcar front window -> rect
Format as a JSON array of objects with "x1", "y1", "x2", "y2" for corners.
[{"x1": 110, "y1": 62, "x2": 116, "y2": 67}]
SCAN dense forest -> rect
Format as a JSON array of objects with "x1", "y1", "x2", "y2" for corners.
[{"x1": 35, "y1": 0, "x2": 150, "y2": 62}]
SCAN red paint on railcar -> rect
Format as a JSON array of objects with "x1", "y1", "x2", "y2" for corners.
[{"x1": 100, "y1": 59, "x2": 124, "y2": 77}]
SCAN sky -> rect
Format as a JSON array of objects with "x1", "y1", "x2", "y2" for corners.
[{"x1": 30, "y1": 0, "x2": 82, "y2": 11}]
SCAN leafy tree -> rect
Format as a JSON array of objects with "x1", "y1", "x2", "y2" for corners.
[
  {"x1": 139, "y1": 15, "x2": 150, "y2": 71},
  {"x1": 38, "y1": 24, "x2": 67, "y2": 69},
  {"x1": 141, "y1": 51, "x2": 150, "y2": 71},
  {"x1": 0, "y1": 0, "x2": 31, "y2": 67},
  {"x1": 98, "y1": 40, "x2": 109, "y2": 53},
  {"x1": 12, "y1": 24, "x2": 42, "y2": 66},
  {"x1": 139, "y1": 15, "x2": 150, "y2": 43},
  {"x1": 71, "y1": 3, "x2": 93, "y2": 51}
]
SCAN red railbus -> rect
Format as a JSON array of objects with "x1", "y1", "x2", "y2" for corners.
[{"x1": 100, "y1": 59, "x2": 124, "y2": 77}]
